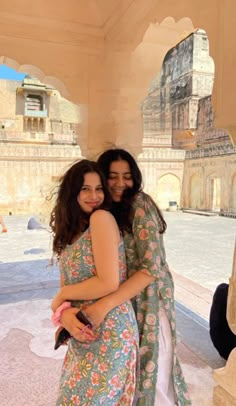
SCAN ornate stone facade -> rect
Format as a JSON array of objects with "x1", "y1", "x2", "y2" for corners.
[
  {"x1": 138, "y1": 135, "x2": 185, "y2": 210},
  {"x1": 0, "y1": 77, "x2": 82, "y2": 215},
  {"x1": 141, "y1": 30, "x2": 236, "y2": 213},
  {"x1": 0, "y1": 76, "x2": 81, "y2": 145}
]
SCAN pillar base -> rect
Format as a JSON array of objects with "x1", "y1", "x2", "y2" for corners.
[
  {"x1": 213, "y1": 385, "x2": 236, "y2": 406},
  {"x1": 213, "y1": 348, "x2": 236, "y2": 405}
]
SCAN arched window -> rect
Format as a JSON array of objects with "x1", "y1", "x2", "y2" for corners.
[{"x1": 26, "y1": 94, "x2": 42, "y2": 111}]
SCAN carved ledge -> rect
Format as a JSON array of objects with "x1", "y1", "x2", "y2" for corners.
[{"x1": 222, "y1": 126, "x2": 236, "y2": 146}]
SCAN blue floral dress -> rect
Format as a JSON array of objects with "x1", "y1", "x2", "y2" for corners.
[
  {"x1": 56, "y1": 227, "x2": 139, "y2": 406},
  {"x1": 124, "y1": 192, "x2": 191, "y2": 406}
]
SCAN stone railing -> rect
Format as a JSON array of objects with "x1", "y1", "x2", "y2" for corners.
[
  {"x1": 196, "y1": 128, "x2": 229, "y2": 143},
  {"x1": 138, "y1": 147, "x2": 186, "y2": 161},
  {"x1": 24, "y1": 109, "x2": 48, "y2": 118},
  {"x1": 186, "y1": 143, "x2": 236, "y2": 159},
  {"x1": 0, "y1": 130, "x2": 76, "y2": 145}
]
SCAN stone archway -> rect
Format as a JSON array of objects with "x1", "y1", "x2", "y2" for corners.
[
  {"x1": 91, "y1": 17, "x2": 196, "y2": 158},
  {"x1": 157, "y1": 173, "x2": 181, "y2": 210},
  {"x1": 0, "y1": 57, "x2": 70, "y2": 99},
  {"x1": 0, "y1": 9, "x2": 197, "y2": 157},
  {"x1": 0, "y1": 2, "x2": 236, "y2": 157},
  {"x1": 0, "y1": 56, "x2": 89, "y2": 155}
]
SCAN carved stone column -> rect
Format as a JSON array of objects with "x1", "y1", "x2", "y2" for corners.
[{"x1": 213, "y1": 348, "x2": 236, "y2": 405}]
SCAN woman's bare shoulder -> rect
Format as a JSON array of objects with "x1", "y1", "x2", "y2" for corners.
[{"x1": 90, "y1": 209, "x2": 117, "y2": 227}]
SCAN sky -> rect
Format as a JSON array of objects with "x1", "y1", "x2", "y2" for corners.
[{"x1": 0, "y1": 64, "x2": 26, "y2": 80}]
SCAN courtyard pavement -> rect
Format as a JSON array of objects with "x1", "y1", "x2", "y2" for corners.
[{"x1": 0, "y1": 212, "x2": 235, "y2": 405}]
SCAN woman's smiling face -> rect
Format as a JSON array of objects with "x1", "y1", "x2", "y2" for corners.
[
  {"x1": 77, "y1": 172, "x2": 104, "y2": 213},
  {"x1": 107, "y1": 160, "x2": 134, "y2": 202}
]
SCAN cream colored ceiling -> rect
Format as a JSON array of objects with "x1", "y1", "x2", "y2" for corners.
[
  {"x1": 0, "y1": 0, "x2": 133, "y2": 30},
  {"x1": 0, "y1": 0, "x2": 236, "y2": 154}
]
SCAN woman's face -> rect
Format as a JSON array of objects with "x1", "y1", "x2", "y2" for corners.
[
  {"x1": 77, "y1": 172, "x2": 104, "y2": 213},
  {"x1": 107, "y1": 160, "x2": 134, "y2": 202}
]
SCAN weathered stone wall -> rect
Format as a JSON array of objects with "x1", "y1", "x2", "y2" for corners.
[
  {"x1": 0, "y1": 79, "x2": 81, "y2": 140},
  {"x1": 0, "y1": 80, "x2": 20, "y2": 130},
  {"x1": 182, "y1": 154, "x2": 236, "y2": 212},
  {"x1": 0, "y1": 143, "x2": 83, "y2": 217},
  {"x1": 138, "y1": 137, "x2": 185, "y2": 210},
  {"x1": 49, "y1": 89, "x2": 80, "y2": 124}
]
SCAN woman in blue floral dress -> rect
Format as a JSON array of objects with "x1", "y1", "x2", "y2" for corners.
[
  {"x1": 59, "y1": 150, "x2": 191, "y2": 406},
  {"x1": 50, "y1": 159, "x2": 139, "y2": 406}
]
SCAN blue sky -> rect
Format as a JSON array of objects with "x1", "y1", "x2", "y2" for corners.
[{"x1": 0, "y1": 64, "x2": 26, "y2": 80}]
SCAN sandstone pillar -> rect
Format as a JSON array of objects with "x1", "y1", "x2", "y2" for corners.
[
  {"x1": 213, "y1": 241, "x2": 236, "y2": 405},
  {"x1": 213, "y1": 348, "x2": 236, "y2": 405}
]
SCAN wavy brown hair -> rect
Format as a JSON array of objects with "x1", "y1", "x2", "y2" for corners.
[
  {"x1": 49, "y1": 159, "x2": 111, "y2": 257},
  {"x1": 97, "y1": 149, "x2": 166, "y2": 234}
]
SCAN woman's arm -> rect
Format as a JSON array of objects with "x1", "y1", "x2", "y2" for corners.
[
  {"x1": 60, "y1": 194, "x2": 162, "y2": 331},
  {"x1": 77, "y1": 194, "x2": 163, "y2": 326},
  {"x1": 60, "y1": 273, "x2": 64, "y2": 288},
  {"x1": 82, "y1": 271, "x2": 155, "y2": 327},
  {"x1": 60, "y1": 271, "x2": 155, "y2": 339},
  {"x1": 51, "y1": 210, "x2": 120, "y2": 311}
]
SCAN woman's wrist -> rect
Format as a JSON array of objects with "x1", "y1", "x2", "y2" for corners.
[
  {"x1": 60, "y1": 286, "x2": 67, "y2": 301},
  {"x1": 99, "y1": 296, "x2": 116, "y2": 315}
]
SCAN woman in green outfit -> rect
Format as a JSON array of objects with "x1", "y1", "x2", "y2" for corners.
[{"x1": 56, "y1": 149, "x2": 191, "y2": 405}]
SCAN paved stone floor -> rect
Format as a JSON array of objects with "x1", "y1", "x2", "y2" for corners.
[
  {"x1": 0, "y1": 213, "x2": 235, "y2": 405},
  {"x1": 164, "y1": 211, "x2": 235, "y2": 291}
]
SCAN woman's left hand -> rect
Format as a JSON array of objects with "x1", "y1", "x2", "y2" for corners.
[
  {"x1": 60, "y1": 308, "x2": 96, "y2": 342},
  {"x1": 51, "y1": 291, "x2": 64, "y2": 312}
]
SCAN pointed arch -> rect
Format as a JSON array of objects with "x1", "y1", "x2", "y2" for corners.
[
  {"x1": 0, "y1": 57, "x2": 70, "y2": 99},
  {"x1": 157, "y1": 173, "x2": 181, "y2": 210}
]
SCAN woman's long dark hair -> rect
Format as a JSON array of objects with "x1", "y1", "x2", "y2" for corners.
[
  {"x1": 97, "y1": 149, "x2": 166, "y2": 234},
  {"x1": 50, "y1": 159, "x2": 111, "y2": 256}
]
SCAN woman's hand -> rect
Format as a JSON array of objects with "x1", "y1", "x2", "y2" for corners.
[
  {"x1": 60, "y1": 307, "x2": 96, "y2": 342},
  {"x1": 51, "y1": 291, "x2": 64, "y2": 312}
]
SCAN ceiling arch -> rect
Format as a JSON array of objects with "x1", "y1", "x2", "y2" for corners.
[
  {"x1": 0, "y1": 0, "x2": 236, "y2": 155},
  {"x1": 0, "y1": 56, "x2": 70, "y2": 99}
]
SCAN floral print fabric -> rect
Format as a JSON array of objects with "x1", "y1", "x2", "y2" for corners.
[
  {"x1": 124, "y1": 192, "x2": 191, "y2": 406},
  {"x1": 56, "y1": 228, "x2": 139, "y2": 406}
]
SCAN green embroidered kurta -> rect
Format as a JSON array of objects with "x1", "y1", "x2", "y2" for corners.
[{"x1": 124, "y1": 192, "x2": 191, "y2": 406}]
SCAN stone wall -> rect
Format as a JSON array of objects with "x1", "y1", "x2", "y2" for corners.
[
  {"x1": 0, "y1": 80, "x2": 20, "y2": 130},
  {"x1": 0, "y1": 143, "x2": 83, "y2": 217},
  {"x1": 138, "y1": 137, "x2": 185, "y2": 210},
  {"x1": 182, "y1": 154, "x2": 236, "y2": 212},
  {"x1": 0, "y1": 78, "x2": 81, "y2": 143}
]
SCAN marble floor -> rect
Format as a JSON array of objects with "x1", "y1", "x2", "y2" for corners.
[{"x1": 1, "y1": 212, "x2": 234, "y2": 405}]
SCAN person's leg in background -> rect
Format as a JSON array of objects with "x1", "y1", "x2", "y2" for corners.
[{"x1": 0, "y1": 216, "x2": 7, "y2": 232}]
